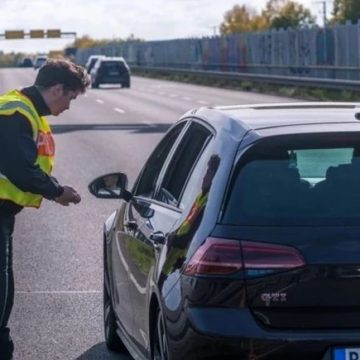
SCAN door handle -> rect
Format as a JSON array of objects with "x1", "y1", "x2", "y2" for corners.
[
  {"x1": 149, "y1": 231, "x2": 165, "y2": 245},
  {"x1": 124, "y1": 220, "x2": 137, "y2": 230}
]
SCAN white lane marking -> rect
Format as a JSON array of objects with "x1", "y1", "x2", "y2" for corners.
[
  {"x1": 198, "y1": 100, "x2": 209, "y2": 105},
  {"x1": 114, "y1": 107, "x2": 125, "y2": 114},
  {"x1": 96, "y1": 99, "x2": 104, "y2": 104},
  {"x1": 142, "y1": 120, "x2": 156, "y2": 127},
  {"x1": 16, "y1": 290, "x2": 101, "y2": 294}
]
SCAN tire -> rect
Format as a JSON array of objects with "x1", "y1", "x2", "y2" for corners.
[
  {"x1": 122, "y1": 78, "x2": 131, "y2": 88},
  {"x1": 91, "y1": 81, "x2": 99, "y2": 89},
  {"x1": 103, "y1": 243, "x2": 125, "y2": 352},
  {"x1": 152, "y1": 308, "x2": 169, "y2": 360}
]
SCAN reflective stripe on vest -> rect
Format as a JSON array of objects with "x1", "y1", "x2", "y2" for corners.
[{"x1": 0, "y1": 90, "x2": 55, "y2": 208}]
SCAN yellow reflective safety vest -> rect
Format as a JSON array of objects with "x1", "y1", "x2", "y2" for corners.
[{"x1": 0, "y1": 90, "x2": 55, "y2": 208}]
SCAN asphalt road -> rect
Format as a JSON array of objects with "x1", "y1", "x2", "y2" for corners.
[{"x1": 1, "y1": 68, "x2": 293, "y2": 360}]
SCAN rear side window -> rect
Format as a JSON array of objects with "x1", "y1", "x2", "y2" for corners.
[
  {"x1": 223, "y1": 137, "x2": 360, "y2": 226},
  {"x1": 88, "y1": 58, "x2": 99, "y2": 72}
]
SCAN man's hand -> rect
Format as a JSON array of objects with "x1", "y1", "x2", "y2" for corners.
[{"x1": 54, "y1": 185, "x2": 81, "y2": 206}]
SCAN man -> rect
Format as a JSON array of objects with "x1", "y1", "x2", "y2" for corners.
[{"x1": 0, "y1": 58, "x2": 90, "y2": 359}]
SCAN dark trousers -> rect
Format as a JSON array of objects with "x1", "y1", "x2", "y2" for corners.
[{"x1": 0, "y1": 215, "x2": 15, "y2": 360}]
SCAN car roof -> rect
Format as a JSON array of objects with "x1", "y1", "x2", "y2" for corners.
[
  {"x1": 86, "y1": 55, "x2": 105, "y2": 65},
  {"x1": 184, "y1": 102, "x2": 360, "y2": 137},
  {"x1": 95, "y1": 58, "x2": 128, "y2": 70},
  {"x1": 99, "y1": 57, "x2": 126, "y2": 62}
]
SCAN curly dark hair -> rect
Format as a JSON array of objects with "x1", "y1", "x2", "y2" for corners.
[{"x1": 34, "y1": 58, "x2": 90, "y2": 93}]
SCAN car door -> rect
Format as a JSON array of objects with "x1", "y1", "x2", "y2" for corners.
[
  {"x1": 115, "y1": 122, "x2": 186, "y2": 353},
  {"x1": 126, "y1": 120, "x2": 214, "y2": 352},
  {"x1": 108, "y1": 207, "x2": 134, "y2": 337}
]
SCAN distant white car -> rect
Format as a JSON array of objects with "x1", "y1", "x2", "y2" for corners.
[
  {"x1": 85, "y1": 55, "x2": 106, "y2": 74},
  {"x1": 33, "y1": 56, "x2": 48, "y2": 70}
]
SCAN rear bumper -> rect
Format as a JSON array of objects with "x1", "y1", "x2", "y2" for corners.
[
  {"x1": 96, "y1": 75, "x2": 129, "y2": 84},
  {"x1": 173, "y1": 307, "x2": 360, "y2": 359},
  {"x1": 189, "y1": 307, "x2": 360, "y2": 341}
]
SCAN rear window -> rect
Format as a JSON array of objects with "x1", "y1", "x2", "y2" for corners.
[
  {"x1": 223, "y1": 134, "x2": 360, "y2": 226},
  {"x1": 36, "y1": 57, "x2": 47, "y2": 64},
  {"x1": 101, "y1": 61, "x2": 127, "y2": 73}
]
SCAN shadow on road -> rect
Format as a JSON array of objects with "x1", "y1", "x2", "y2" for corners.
[
  {"x1": 52, "y1": 123, "x2": 171, "y2": 135},
  {"x1": 75, "y1": 342, "x2": 132, "y2": 360}
]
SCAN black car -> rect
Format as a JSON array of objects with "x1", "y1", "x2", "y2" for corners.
[
  {"x1": 90, "y1": 56, "x2": 130, "y2": 88},
  {"x1": 89, "y1": 103, "x2": 360, "y2": 360},
  {"x1": 18, "y1": 57, "x2": 33, "y2": 67}
]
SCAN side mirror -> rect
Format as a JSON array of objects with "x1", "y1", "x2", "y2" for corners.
[{"x1": 88, "y1": 172, "x2": 132, "y2": 201}]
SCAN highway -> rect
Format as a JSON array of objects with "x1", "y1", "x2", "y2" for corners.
[{"x1": 1, "y1": 68, "x2": 293, "y2": 360}]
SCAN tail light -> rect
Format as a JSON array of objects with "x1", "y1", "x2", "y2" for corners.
[
  {"x1": 183, "y1": 238, "x2": 242, "y2": 276},
  {"x1": 183, "y1": 237, "x2": 305, "y2": 277}
]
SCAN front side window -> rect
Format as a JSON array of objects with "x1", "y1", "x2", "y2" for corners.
[
  {"x1": 134, "y1": 122, "x2": 186, "y2": 198},
  {"x1": 223, "y1": 135, "x2": 360, "y2": 226},
  {"x1": 156, "y1": 122, "x2": 212, "y2": 207}
]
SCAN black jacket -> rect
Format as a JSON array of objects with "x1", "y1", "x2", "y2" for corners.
[{"x1": 0, "y1": 86, "x2": 64, "y2": 216}]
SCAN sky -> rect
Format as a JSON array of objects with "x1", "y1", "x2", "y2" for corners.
[{"x1": 0, "y1": 0, "x2": 333, "y2": 54}]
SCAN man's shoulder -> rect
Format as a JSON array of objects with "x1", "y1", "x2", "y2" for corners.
[{"x1": 0, "y1": 111, "x2": 33, "y2": 133}]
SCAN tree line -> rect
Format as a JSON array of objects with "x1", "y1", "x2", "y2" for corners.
[{"x1": 220, "y1": 0, "x2": 360, "y2": 34}]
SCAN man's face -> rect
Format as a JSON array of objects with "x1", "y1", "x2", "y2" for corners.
[{"x1": 49, "y1": 84, "x2": 81, "y2": 116}]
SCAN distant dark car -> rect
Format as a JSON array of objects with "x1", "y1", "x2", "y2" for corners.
[
  {"x1": 19, "y1": 57, "x2": 33, "y2": 67},
  {"x1": 90, "y1": 57, "x2": 130, "y2": 88},
  {"x1": 89, "y1": 103, "x2": 360, "y2": 360}
]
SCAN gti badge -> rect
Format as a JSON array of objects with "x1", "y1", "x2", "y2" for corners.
[{"x1": 260, "y1": 293, "x2": 287, "y2": 306}]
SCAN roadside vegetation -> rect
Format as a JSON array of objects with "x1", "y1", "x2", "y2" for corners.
[
  {"x1": 219, "y1": 0, "x2": 360, "y2": 34},
  {"x1": 0, "y1": 52, "x2": 31, "y2": 67}
]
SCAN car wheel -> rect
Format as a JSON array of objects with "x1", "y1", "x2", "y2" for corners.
[
  {"x1": 92, "y1": 81, "x2": 99, "y2": 89},
  {"x1": 122, "y1": 79, "x2": 131, "y2": 88},
  {"x1": 152, "y1": 308, "x2": 169, "y2": 360},
  {"x1": 103, "y1": 243, "x2": 125, "y2": 352}
]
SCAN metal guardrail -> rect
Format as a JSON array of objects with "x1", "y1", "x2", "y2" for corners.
[{"x1": 130, "y1": 65, "x2": 360, "y2": 91}]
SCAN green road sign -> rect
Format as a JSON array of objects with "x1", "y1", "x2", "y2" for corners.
[{"x1": 5, "y1": 30, "x2": 24, "y2": 39}]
